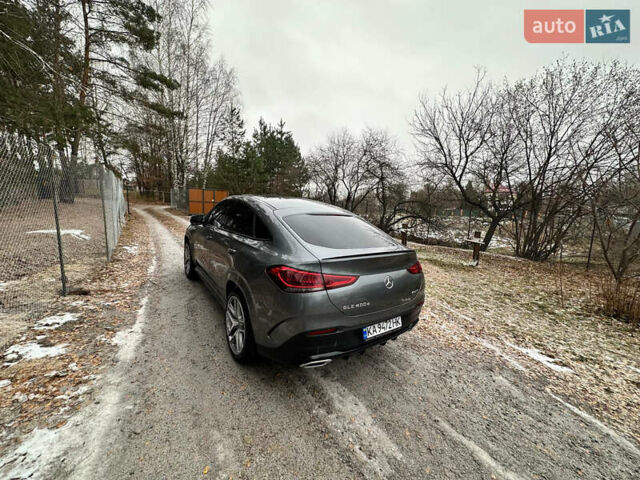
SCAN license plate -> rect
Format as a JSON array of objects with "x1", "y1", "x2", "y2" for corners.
[{"x1": 363, "y1": 316, "x2": 402, "y2": 340}]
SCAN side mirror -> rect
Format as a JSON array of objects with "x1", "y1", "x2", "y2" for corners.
[{"x1": 190, "y1": 214, "x2": 204, "y2": 225}]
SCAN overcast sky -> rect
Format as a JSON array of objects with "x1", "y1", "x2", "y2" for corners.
[{"x1": 209, "y1": 0, "x2": 639, "y2": 156}]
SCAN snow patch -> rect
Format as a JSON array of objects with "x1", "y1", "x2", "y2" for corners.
[
  {"x1": 506, "y1": 342, "x2": 573, "y2": 373},
  {"x1": 112, "y1": 249, "x2": 155, "y2": 362},
  {"x1": 436, "y1": 302, "x2": 528, "y2": 373},
  {"x1": 112, "y1": 296, "x2": 148, "y2": 363},
  {"x1": 26, "y1": 229, "x2": 90, "y2": 240},
  {"x1": 0, "y1": 428, "x2": 59, "y2": 479},
  {"x1": 147, "y1": 253, "x2": 157, "y2": 275},
  {"x1": 4, "y1": 342, "x2": 68, "y2": 364},
  {"x1": 122, "y1": 245, "x2": 139, "y2": 255},
  {"x1": 35, "y1": 312, "x2": 80, "y2": 330},
  {"x1": 629, "y1": 366, "x2": 640, "y2": 374},
  {"x1": 0, "y1": 379, "x2": 11, "y2": 388}
]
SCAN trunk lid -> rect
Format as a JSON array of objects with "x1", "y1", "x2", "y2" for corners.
[
  {"x1": 276, "y1": 211, "x2": 422, "y2": 316},
  {"x1": 319, "y1": 249, "x2": 421, "y2": 316}
]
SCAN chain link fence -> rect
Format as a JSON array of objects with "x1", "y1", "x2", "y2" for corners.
[
  {"x1": 100, "y1": 168, "x2": 126, "y2": 259},
  {"x1": 0, "y1": 132, "x2": 126, "y2": 339},
  {"x1": 170, "y1": 187, "x2": 188, "y2": 213}
]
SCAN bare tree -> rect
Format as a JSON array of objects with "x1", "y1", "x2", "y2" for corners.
[
  {"x1": 411, "y1": 69, "x2": 521, "y2": 250},
  {"x1": 585, "y1": 76, "x2": 640, "y2": 281},
  {"x1": 307, "y1": 128, "x2": 432, "y2": 233},
  {"x1": 505, "y1": 61, "x2": 612, "y2": 260},
  {"x1": 306, "y1": 129, "x2": 376, "y2": 211},
  {"x1": 124, "y1": 0, "x2": 238, "y2": 191},
  {"x1": 413, "y1": 60, "x2": 639, "y2": 259}
]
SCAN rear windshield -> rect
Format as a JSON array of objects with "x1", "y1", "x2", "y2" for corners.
[{"x1": 283, "y1": 214, "x2": 395, "y2": 249}]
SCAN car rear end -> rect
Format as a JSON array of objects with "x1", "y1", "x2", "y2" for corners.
[{"x1": 256, "y1": 206, "x2": 424, "y2": 367}]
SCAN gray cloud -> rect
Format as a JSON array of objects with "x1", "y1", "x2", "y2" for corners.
[{"x1": 209, "y1": 0, "x2": 639, "y2": 155}]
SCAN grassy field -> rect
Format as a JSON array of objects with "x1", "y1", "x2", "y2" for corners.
[{"x1": 414, "y1": 244, "x2": 640, "y2": 443}]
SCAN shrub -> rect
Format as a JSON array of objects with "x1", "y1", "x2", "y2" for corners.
[{"x1": 599, "y1": 278, "x2": 640, "y2": 327}]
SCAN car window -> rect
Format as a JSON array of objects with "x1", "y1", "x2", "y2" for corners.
[
  {"x1": 220, "y1": 201, "x2": 253, "y2": 237},
  {"x1": 254, "y1": 215, "x2": 272, "y2": 240},
  {"x1": 283, "y1": 214, "x2": 394, "y2": 249},
  {"x1": 206, "y1": 203, "x2": 225, "y2": 224}
]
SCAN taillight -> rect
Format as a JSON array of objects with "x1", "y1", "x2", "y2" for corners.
[
  {"x1": 323, "y1": 273, "x2": 358, "y2": 290},
  {"x1": 267, "y1": 266, "x2": 358, "y2": 293},
  {"x1": 407, "y1": 261, "x2": 422, "y2": 274},
  {"x1": 267, "y1": 266, "x2": 324, "y2": 292}
]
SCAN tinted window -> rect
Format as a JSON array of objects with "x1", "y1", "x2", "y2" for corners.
[
  {"x1": 206, "y1": 204, "x2": 224, "y2": 224},
  {"x1": 283, "y1": 214, "x2": 394, "y2": 249},
  {"x1": 254, "y1": 215, "x2": 272, "y2": 240},
  {"x1": 220, "y1": 202, "x2": 253, "y2": 237}
]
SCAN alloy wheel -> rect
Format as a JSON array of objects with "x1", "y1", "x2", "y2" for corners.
[{"x1": 226, "y1": 295, "x2": 246, "y2": 355}]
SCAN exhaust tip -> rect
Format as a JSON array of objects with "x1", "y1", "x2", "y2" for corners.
[{"x1": 299, "y1": 359, "x2": 332, "y2": 368}]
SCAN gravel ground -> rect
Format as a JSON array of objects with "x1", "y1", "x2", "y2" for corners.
[{"x1": 2, "y1": 205, "x2": 639, "y2": 479}]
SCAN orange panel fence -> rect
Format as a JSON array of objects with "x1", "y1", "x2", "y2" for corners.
[{"x1": 187, "y1": 188, "x2": 228, "y2": 215}]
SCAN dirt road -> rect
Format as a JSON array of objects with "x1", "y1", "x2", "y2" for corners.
[{"x1": 6, "y1": 206, "x2": 639, "y2": 479}]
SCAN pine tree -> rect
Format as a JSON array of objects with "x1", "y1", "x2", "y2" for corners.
[
  {"x1": 219, "y1": 104, "x2": 246, "y2": 157},
  {"x1": 251, "y1": 118, "x2": 307, "y2": 195}
]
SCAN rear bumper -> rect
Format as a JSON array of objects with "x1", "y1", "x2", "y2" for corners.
[{"x1": 256, "y1": 302, "x2": 422, "y2": 366}]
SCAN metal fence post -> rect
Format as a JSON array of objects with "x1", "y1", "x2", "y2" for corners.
[
  {"x1": 126, "y1": 180, "x2": 131, "y2": 215},
  {"x1": 586, "y1": 218, "x2": 596, "y2": 271},
  {"x1": 48, "y1": 151, "x2": 67, "y2": 296},
  {"x1": 98, "y1": 165, "x2": 110, "y2": 260},
  {"x1": 472, "y1": 230, "x2": 481, "y2": 265}
]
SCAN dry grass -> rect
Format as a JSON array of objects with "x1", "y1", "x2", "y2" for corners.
[
  {"x1": 413, "y1": 244, "x2": 640, "y2": 443},
  {"x1": 598, "y1": 278, "x2": 640, "y2": 326},
  {"x1": 0, "y1": 211, "x2": 153, "y2": 452}
]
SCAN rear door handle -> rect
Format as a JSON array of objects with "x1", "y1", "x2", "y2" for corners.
[{"x1": 228, "y1": 248, "x2": 237, "y2": 255}]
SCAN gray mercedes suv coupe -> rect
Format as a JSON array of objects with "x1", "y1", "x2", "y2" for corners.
[{"x1": 183, "y1": 196, "x2": 424, "y2": 367}]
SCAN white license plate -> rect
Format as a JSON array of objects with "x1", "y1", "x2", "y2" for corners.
[{"x1": 363, "y1": 316, "x2": 402, "y2": 340}]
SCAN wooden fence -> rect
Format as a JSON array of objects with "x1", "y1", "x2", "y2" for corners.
[{"x1": 188, "y1": 188, "x2": 228, "y2": 214}]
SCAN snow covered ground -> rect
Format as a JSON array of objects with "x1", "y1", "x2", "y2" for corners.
[
  {"x1": 34, "y1": 313, "x2": 80, "y2": 331},
  {"x1": 3, "y1": 342, "x2": 68, "y2": 366},
  {"x1": 26, "y1": 229, "x2": 91, "y2": 241}
]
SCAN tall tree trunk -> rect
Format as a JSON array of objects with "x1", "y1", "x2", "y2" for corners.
[
  {"x1": 481, "y1": 216, "x2": 501, "y2": 251},
  {"x1": 64, "y1": 0, "x2": 92, "y2": 202}
]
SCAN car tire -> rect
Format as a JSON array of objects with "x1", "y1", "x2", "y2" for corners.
[
  {"x1": 184, "y1": 240, "x2": 198, "y2": 281},
  {"x1": 225, "y1": 290, "x2": 256, "y2": 363}
]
